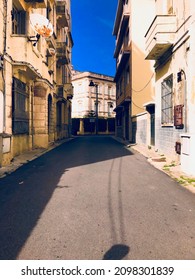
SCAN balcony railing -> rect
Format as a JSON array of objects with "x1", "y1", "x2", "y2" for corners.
[
  {"x1": 56, "y1": 42, "x2": 69, "y2": 65},
  {"x1": 56, "y1": 0, "x2": 69, "y2": 28},
  {"x1": 64, "y1": 83, "x2": 73, "y2": 100},
  {"x1": 113, "y1": 3, "x2": 130, "y2": 36},
  {"x1": 56, "y1": 83, "x2": 73, "y2": 100},
  {"x1": 116, "y1": 43, "x2": 130, "y2": 68},
  {"x1": 56, "y1": 85, "x2": 66, "y2": 99},
  {"x1": 114, "y1": 43, "x2": 130, "y2": 82},
  {"x1": 145, "y1": 15, "x2": 176, "y2": 60}
]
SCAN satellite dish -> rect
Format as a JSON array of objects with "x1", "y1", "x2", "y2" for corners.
[{"x1": 30, "y1": 13, "x2": 53, "y2": 38}]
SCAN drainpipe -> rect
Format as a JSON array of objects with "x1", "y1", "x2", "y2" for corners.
[{"x1": 2, "y1": 0, "x2": 8, "y2": 132}]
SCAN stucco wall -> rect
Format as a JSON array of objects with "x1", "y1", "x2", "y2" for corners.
[{"x1": 132, "y1": 113, "x2": 147, "y2": 145}]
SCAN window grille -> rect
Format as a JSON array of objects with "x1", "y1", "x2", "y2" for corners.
[
  {"x1": 12, "y1": 77, "x2": 29, "y2": 134},
  {"x1": 12, "y1": 6, "x2": 26, "y2": 35},
  {"x1": 161, "y1": 75, "x2": 173, "y2": 125}
]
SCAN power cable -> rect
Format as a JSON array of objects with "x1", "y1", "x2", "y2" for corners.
[
  {"x1": 132, "y1": 73, "x2": 154, "y2": 93},
  {"x1": 131, "y1": 100, "x2": 144, "y2": 110}
]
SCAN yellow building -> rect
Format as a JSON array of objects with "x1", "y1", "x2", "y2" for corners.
[
  {"x1": 113, "y1": 0, "x2": 155, "y2": 144},
  {"x1": 145, "y1": 0, "x2": 195, "y2": 175},
  {"x1": 0, "y1": 0, "x2": 73, "y2": 167}
]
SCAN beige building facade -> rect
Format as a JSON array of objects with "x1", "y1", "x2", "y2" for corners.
[
  {"x1": 0, "y1": 0, "x2": 73, "y2": 167},
  {"x1": 145, "y1": 0, "x2": 195, "y2": 175},
  {"x1": 113, "y1": 0, "x2": 155, "y2": 145},
  {"x1": 72, "y1": 71, "x2": 116, "y2": 135}
]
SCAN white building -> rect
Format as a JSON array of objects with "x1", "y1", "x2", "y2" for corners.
[
  {"x1": 71, "y1": 71, "x2": 116, "y2": 135},
  {"x1": 145, "y1": 0, "x2": 195, "y2": 175}
]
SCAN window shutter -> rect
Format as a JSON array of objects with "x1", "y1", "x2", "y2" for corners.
[{"x1": 20, "y1": 11, "x2": 26, "y2": 34}]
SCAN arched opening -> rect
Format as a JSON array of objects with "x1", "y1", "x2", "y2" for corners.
[
  {"x1": 56, "y1": 101, "x2": 62, "y2": 138},
  {"x1": 48, "y1": 94, "x2": 53, "y2": 142},
  {"x1": 48, "y1": 94, "x2": 52, "y2": 133}
]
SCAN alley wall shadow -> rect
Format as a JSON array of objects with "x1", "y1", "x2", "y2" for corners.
[{"x1": 0, "y1": 136, "x2": 133, "y2": 259}]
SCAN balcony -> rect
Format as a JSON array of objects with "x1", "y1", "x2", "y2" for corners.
[
  {"x1": 56, "y1": 1, "x2": 69, "y2": 28},
  {"x1": 45, "y1": 34, "x2": 56, "y2": 48},
  {"x1": 56, "y1": 42, "x2": 69, "y2": 65},
  {"x1": 145, "y1": 15, "x2": 176, "y2": 60},
  {"x1": 9, "y1": 36, "x2": 42, "y2": 79},
  {"x1": 56, "y1": 83, "x2": 73, "y2": 100},
  {"x1": 117, "y1": 43, "x2": 130, "y2": 67},
  {"x1": 114, "y1": 44, "x2": 130, "y2": 82},
  {"x1": 64, "y1": 83, "x2": 73, "y2": 100},
  {"x1": 113, "y1": 3, "x2": 129, "y2": 36},
  {"x1": 56, "y1": 85, "x2": 67, "y2": 100},
  {"x1": 24, "y1": 0, "x2": 47, "y2": 8}
]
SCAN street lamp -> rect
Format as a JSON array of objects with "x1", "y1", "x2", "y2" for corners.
[{"x1": 89, "y1": 80, "x2": 98, "y2": 135}]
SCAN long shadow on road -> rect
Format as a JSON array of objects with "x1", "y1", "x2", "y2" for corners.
[{"x1": 0, "y1": 136, "x2": 132, "y2": 259}]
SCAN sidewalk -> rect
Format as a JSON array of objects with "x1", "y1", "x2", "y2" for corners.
[
  {"x1": 0, "y1": 138, "x2": 74, "y2": 178},
  {"x1": 132, "y1": 144, "x2": 195, "y2": 194},
  {"x1": 112, "y1": 136, "x2": 195, "y2": 194}
]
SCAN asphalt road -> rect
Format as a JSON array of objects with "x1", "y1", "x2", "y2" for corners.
[{"x1": 0, "y1": 136, "x2": 194, "y2": 260}]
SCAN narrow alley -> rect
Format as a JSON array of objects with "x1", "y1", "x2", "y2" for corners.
[{"x1": 0, "y1": 136, "x2": 194, "y2": 260}]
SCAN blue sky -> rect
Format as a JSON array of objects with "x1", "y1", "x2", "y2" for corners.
[{"x1": 71, "y1": 0, "x2": 118, "y2": 77}]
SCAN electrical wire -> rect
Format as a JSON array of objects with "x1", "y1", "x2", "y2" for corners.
[
  {"x1": 132, "y1": 73, "x2": 154, "y2": 93},
  {"x1": 131, "y1": 100, "x2": 144, "y2": 110},
  {"x1": 130, "y1": 73, "x2": 154, "y2": 110}
]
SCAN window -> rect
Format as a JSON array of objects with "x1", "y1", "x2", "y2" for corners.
[
  {"x1": 124, "y1": 28, "x2": 129, "y2": 47},
  {"x1": 167, "y1": 0, "x2": 173, "y2": 14},
  {"x1": 125, "y1": 66, "x2": 130, "y2": 86},
  {"x1": 108, "y1": 86, "x2": 111, "y2": 97},
  {"x1": 119, "y1": 79, "x2": 123, "y2": 96},
  {"x1": 98, "y1": 84, "x2": 101, "y2": 95},
  {"x1": 161, "y1": 75, "x2": 173, "y2": 125},
  {"x1": 107, "y1": 102, "x2": 113, "y2": 117},
  {"x1": 157, "y1": 0, "x2": 173, "y2": 15},
  {"x1": 12, "y1": 6, "x2": 26, "y2": 35},
  {"x1": 12, "y1": 77, "x2": 29, "y2": 134}
]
